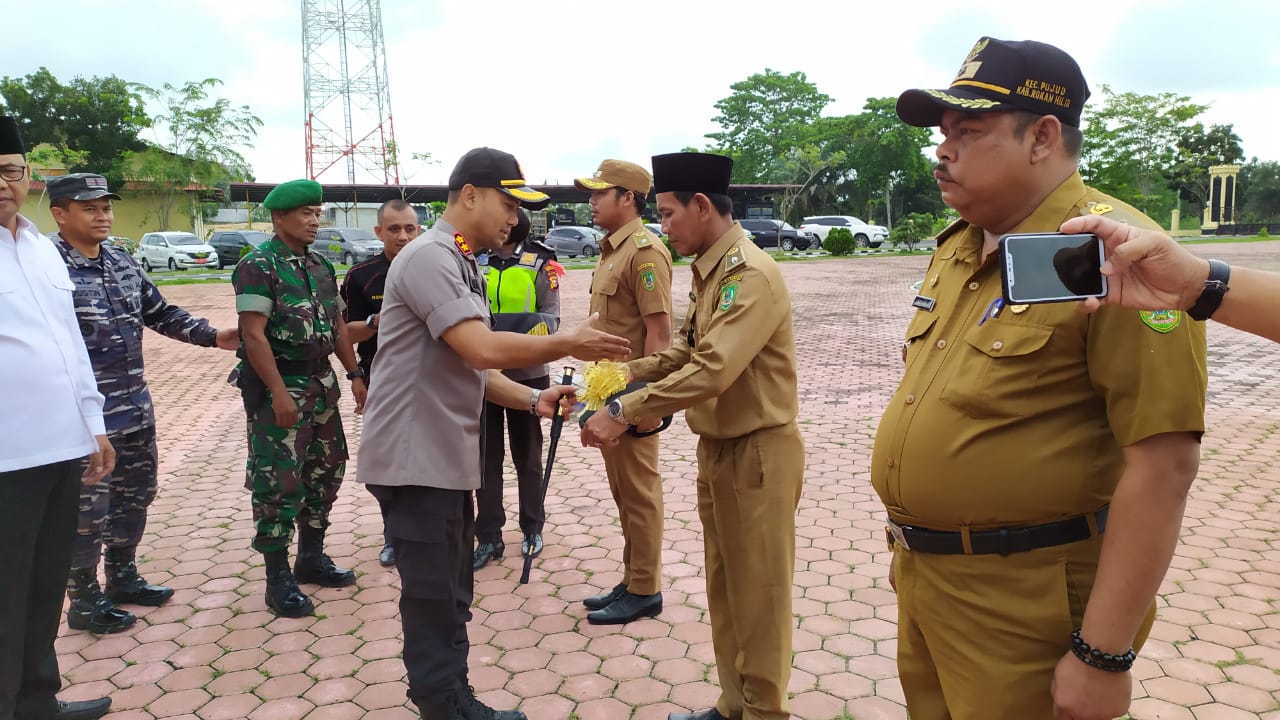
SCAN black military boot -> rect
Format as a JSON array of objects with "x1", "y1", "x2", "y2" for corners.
[
  {"x1": 104, "y1": 546, "x2": 174, "y2": 606},
  {"x1": 411, "y1": 687, "x2": 465, "y2": 720},
  {"x1": 66, "y1": 568, "x2": 137, "y2": 634},
  {"x1": 471, "y1": 540, "x2": 504, "y2": 571},
  {"x1": 456, "y1": 683, "x2": 527, "y2": 720},
  {"x1": 264, "y1": 549, "x2": 315, "y2": 618},
  {"x1": 293, "y1": 525, "x2": 356, "y2": 587}
]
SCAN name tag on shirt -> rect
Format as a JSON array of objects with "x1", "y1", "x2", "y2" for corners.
[{"x1": 912, "y1": 295, "x2": 937, "y2": 312}]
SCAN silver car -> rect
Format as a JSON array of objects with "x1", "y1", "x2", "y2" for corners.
[
  {"x1": 315, "y1": 227, "x2": 384, "y2": 265},
  {"x1": 543, "y1": 225, "x2": 603, "y2": 258}
]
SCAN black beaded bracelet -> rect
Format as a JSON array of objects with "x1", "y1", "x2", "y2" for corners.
[{"x1": 1070, "y1": 630, "x2": 1136, "y2": 672}]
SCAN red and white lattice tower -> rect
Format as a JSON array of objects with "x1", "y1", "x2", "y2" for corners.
[{"x1": 301, "y1": 0, "x2": 399, "y2": 184}]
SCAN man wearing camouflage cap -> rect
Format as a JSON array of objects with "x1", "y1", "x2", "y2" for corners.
[
  {"x1": 573, "y1": 159, "x2": 673, "y2": 625},
  {"x1": 232, "y1": 179, "x2": 367, "y2": 618},
  {"x1": 47, "y1": 173, "x2": 239, "y2": 635}
]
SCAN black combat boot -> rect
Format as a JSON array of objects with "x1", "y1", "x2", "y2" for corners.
[
  {"x1": 264, "y1": 549, "x2": 315, "y2": 618},
  {"x1": 293, "y1": 524, "x2": 356, "y2": 587},
  {"x1": 66, "y1": 568, "x2": 137, "y2": 634},
  {"x1": 411, "y1": 687, "x2": 465, "y2": 720},
  {"x1": 104, "y1": 546, "x2": 174, "y2": 606},
  {"x1": 456, "y1": 683, "x2": 527, "y2": 720}
]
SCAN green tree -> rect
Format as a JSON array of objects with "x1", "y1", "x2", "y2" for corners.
[
  {"x1": 26, "y1": 143, "x2": 89, "y2": 179},
  {"x1": 1081, "y1": 85, "x2": 1208, "y2": 218},
  {"x1": 0, "y1": 67, "x2": 150, "y2": 186},
  {"x1": 775, "y1": 145, "x2": 845, "y2": 235},
  {"x1": 1165, "y1": 123, "x2": 1244, "y2": 209},
  {"x1": 1239, "y1": 160, "x2": 1280, "y2": 223},
  {"x1": 706, "y1": 69, "x2": 831, "y2": 183},
  {"x1": 126, "y1": 79, "x2": 262, "y2": 230}
]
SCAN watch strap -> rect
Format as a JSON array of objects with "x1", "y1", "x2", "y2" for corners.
[{"x1": 1187, "y1": 259, "x2": 1231, "y2": 321}]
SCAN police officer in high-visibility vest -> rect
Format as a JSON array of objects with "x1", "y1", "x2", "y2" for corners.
[{"x1": 473, "y1": 209, "x2": 561, "y2": 569}]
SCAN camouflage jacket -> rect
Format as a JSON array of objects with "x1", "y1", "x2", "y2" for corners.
[
  {"x1": 232, "y1": 235, "x2": 344, "y2": 390},
  {"x1": 53, "y1": 234, "x2": 219, "y2": 436}
]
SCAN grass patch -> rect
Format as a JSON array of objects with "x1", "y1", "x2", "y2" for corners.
[{"x1": 1181, "y1": 235, "x2": 1276, "y2": 245}]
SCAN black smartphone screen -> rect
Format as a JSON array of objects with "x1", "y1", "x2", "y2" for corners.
[{"x1": 1000, "y1": 233, "x2": 1106, "y2": 304}]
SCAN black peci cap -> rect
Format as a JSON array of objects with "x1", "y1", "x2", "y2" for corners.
[
  {"x1": 448, "y1": 148, "x2": 550, "y2": 210},
  {"x1": 897, "y1": 36, "x2": 1090, "y2": 128},
  {"x1": 651, "y1": 152, "x2": 733, "y2": 196},
  {"x1": 0, "y1": 115, "x2": 25, "y2": 155}
]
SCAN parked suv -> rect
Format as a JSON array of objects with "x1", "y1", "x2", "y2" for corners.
[
  {"x1": 739, "y1": 218, "x2": 813, "y2": 251},
  {"x1": 544, "y1": 225, "x2": 602, "y2": 258},
  {"x1": 800, "y1": 215, "x2": 888, "y2": 248},
  {"x1": 315, "y1": 227, "x2": 383, "y2": 265},
  {"x1": 208, "y1": 230, "x2": 271, "y2": 268},
  {"x1": 135, "y1": 232, "x2": 219, "y2": 271}
]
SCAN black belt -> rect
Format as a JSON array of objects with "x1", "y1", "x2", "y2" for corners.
[{"x1": 887, "y1": 506, "x2": 1108, "y2": 556}]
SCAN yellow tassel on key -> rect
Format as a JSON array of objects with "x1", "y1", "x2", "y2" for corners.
[{"x1": 581, "y1": 361, "x2": 628, "y2": 411}]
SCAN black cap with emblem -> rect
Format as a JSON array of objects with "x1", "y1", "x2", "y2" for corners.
[
  {"x1": 896, "y1": 37, "x2": 1090, "y2": 128},
  {"x1": 651, "y1": 152, "x2": 733, "y2": 196},
  {"x1": 0, "y1": 116, "x2": 25, "y2": 155},
  {"x1": 46, "y1": 173, "x2": 123, "y2": 203},
  {"x1": 448, "y1": 147, "x2": 551, "y2": 210}
]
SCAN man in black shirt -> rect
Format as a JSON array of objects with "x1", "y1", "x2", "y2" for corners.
[{"x1": 341, "y1": 198, "x2": 420, "y2": 566}]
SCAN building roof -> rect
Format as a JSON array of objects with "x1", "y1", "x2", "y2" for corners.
[{"x1": 227, "y1": 182, "x2": 797, "y2": 206}]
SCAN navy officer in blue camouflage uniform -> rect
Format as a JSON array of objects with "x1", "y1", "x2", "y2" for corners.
[{"x1": 48, "y1": 174, "x2": 238, "y2": 634}]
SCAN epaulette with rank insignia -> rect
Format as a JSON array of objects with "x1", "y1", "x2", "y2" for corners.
[
  {"x1": 723, "y1": 245, "x2": 746, "y2": 272},
  {"x1": 933, "y1": 218, "x2": 969, "y2": 247},
  {"x1": 1077, "y1": 197, "x2": 1162, "y2": 230},
  {"x1": 631, "y1": 230, "x2": 653, "y2": 249},
  {"x1": 529, "y1": 238, "x2": 557, "y2": 258}
]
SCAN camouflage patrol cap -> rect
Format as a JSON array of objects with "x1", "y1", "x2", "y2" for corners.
[
  {"x1": 896, "y1": 36, "x2": 1090, "y2": 128},
  {"x1": 574, "y1": 159, "x2": 652, "y2": 196},
  {"x1": 47, "y1": 173, "x2": 122, "y2": 203},
  {"x1": 262, "y1": 179, "x2": 323, "y2": 210}
]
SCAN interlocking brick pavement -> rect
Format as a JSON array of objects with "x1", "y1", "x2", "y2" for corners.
[{"x1": 52, "y1": 242, "x2": 1280, "y2": 719}]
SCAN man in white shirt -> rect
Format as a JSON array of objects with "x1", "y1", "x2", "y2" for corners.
[{"x1": 0, "y1": 115, "x2": 115, "y2": 720}]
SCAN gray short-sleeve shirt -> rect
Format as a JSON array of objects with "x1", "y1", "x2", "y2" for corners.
[{"x1": 356, "y1": 219, "x2": 491, "y2": 490}]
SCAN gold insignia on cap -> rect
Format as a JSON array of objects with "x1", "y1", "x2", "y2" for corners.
[
  {"x1": 925, "y1": 89, "x2": 1001, "y2": 109},
  {"x1": 965, "y1": 37, "x2": 989, "y2": 63}
]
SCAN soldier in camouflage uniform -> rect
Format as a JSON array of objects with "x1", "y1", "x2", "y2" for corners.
[
  {"x1": 47, "y1": 174, "x2": 240, "y2": 635},
  {"x1": 232, "y1": 179, "x2": 368, "y2": 618}
]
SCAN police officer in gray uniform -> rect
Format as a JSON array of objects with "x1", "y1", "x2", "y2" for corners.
[
  {"x1": 358, "y1": 147, "x2": 630, "y2": 720},
  {"x1": 48, "y1": 174, "x2": 239, "y2": 634}
]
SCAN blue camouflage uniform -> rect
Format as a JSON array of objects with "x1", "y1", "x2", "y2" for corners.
[{"x1": 53, "y1": 234, "x2": 219, "y2": 570}]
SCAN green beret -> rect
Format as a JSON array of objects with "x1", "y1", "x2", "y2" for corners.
[{"x1": 262, "y1": 179, "x2": 323, "y2": 210}]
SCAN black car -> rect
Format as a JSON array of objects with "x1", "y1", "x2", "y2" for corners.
[
  {"x1": 208, "y1": 230, "x2": 272, "y2": 268},
  {"x1": 739, "y1": 219, "x2": 813, "y2": 251}
]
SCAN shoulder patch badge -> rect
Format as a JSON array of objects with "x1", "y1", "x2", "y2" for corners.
[
  {"x1": 546, "y1": 265, "x2": 559, "y2": 291},
  {"x1": 1139, "y1": 309, "x2": 1181, "y2": 333},
  {"x1": 454, "y1": 233, "x2": 472, "y2": 257},
  {"x1": 519, "y1": 252, "x2": 537, "y2": 266},
  {"x1": 724, "y1": 246, "x2": 745, "y2": 271},
  {"x1": 718, "y1": 283, "x2": 738, "y2": 312},
  {"x1": 640, "y1": 266, "x2": 656, "y2": 291},
  {"x1": 632, "y1": 231, "x2": 652, "y2": 249}
]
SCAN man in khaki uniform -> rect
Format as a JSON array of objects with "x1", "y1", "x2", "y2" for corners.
[
  {"x1": 574, "y1": 159, "x2": 673, "y2": 624},
  {"x1": 582, "y1": 152, "x2": 804, "y2": 720},
  {"x1": 873, "y1": 37, "x2": 1207, "y2": 720}
]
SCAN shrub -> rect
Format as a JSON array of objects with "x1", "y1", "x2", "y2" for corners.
[
  {"x1": 662, "y1": 233, "x2": 680, "y2": 260},
  {"x1": 1260, "y1": 226, "x2": 1270, "y2": 238},
  {"x1": 825, "y1": 227, "x2": 855, "y2": 256},
  {"x1": 891, "y1": 213, "x2": 936, "y2": 252}
]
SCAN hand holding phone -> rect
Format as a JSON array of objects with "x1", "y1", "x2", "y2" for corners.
[{"x1": 1000, "y1": 232, "x2": 1107, "y2": 305}]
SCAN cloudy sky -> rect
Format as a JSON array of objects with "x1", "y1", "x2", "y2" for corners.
[{"x1": 4, "y1": 0, "x2": 1277, "y2": 186}]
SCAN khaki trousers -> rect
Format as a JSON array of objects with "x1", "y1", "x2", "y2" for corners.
[
  {"x1": 894, "y1": 533, "x2": 1155, "y2": 719},
  {"x1": 601, "y1": 432, "x2": 664, "y2": 595},
  {"x1": 698, "y1": 423, "x2": 804, "y2": 720}
]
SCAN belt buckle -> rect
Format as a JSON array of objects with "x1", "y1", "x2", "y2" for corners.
[{"x1": 887, "y1": 521, "x2": 911, "y2": 551}]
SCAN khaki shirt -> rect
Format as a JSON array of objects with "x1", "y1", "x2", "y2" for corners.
[
  {"x1": 357, "y1": 219, "x2": 491, "y2": 490},
  {"x1": 871, "y1": 174, "x2": 1207, "y2": 530},
  {"x1": 624, "y1": 223, "x2": 798, "y2": 440},
  {"x1": 589, "y1": 217, "x2": 673, "y2": 359}
]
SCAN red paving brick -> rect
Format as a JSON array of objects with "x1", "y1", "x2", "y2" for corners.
[{"x1": 47, "y1": 243, "x2": 1280, "y2": 718}]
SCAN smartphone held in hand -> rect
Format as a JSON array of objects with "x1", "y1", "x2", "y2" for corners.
[{"x1": 999, "y1": 232, "x2": 1107, "y2": 305}]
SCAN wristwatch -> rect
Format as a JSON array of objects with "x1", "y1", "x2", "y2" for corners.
[
  {"x1": 347, "y1": 367, "x2": 367, "y2": 381},
  {"x1": 606, "y1": 399, "x2": 628, "y2": 425},
  {"x1": 1187, "y1": 259, "x2": 1231, "y2": 321},
  {"x1": 366, "y1": 313, "x2": 378, "y2": 328}
]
